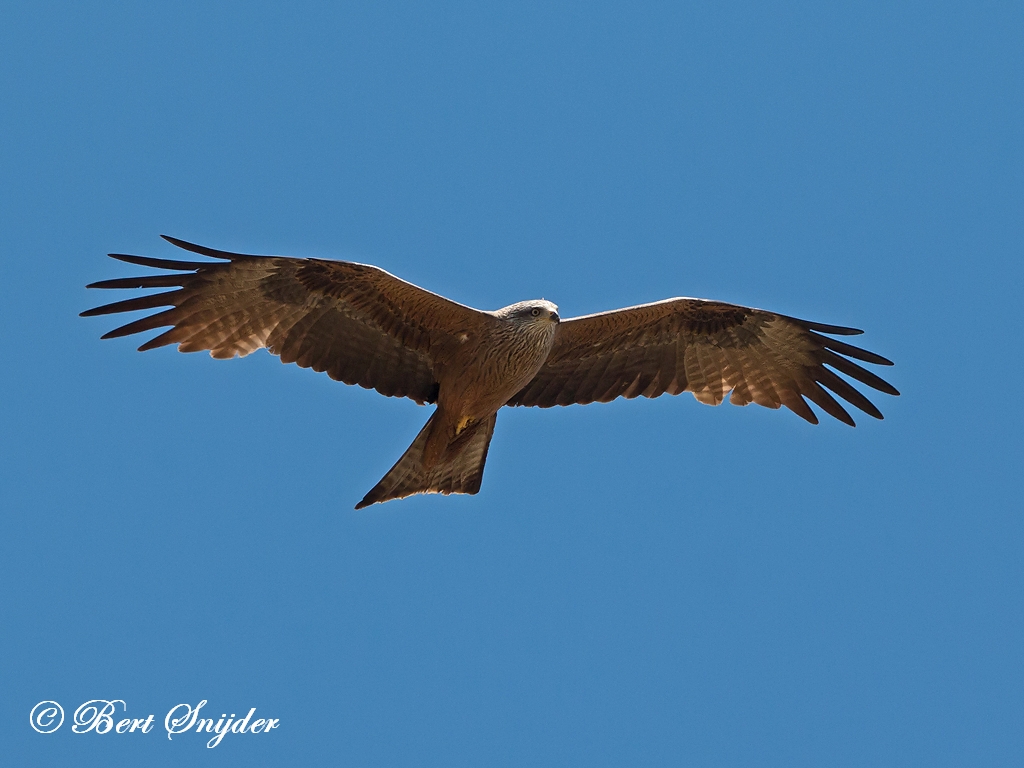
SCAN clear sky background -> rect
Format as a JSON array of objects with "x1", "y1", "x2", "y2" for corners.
[{"x1": 1, "y1": 1, "x2": 1021, "y2": 765}]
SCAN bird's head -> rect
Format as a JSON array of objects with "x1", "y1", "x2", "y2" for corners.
[{"x1": 496, "y1": 300, "x2": 560, "y2": 326}]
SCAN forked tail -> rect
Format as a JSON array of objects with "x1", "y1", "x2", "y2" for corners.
[{"x1": 355, "y1": 411, "x2": 497, "y2": 509}]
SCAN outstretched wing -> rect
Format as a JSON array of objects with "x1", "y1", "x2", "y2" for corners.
[
  {"x1": 82, "y1": 236, "x2": 489, "y2": 404},
  {"x1": 508, "y1": 298, "x2": 899, "y2": 426}
]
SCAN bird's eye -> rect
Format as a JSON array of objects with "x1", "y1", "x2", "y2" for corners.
[{"x1": 531, "y1": 308, "x2": 540, "y2": 317}]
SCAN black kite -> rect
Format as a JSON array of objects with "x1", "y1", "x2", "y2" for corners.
[{"x1": 82, "y1": 237, "x2": 899, "y2": 508}]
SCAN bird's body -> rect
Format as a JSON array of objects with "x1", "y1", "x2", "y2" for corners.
[
  {"x1": 359, "y1": 300, "x2": 560, "y2": 508},
  {"x1": 83, "y1": 237, "x2": 899, "y2": 508},
  {"x1": 435, "y1": 300, "x2": 561, "y2": 431}
]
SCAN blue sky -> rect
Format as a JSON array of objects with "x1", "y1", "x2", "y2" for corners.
[{"x1": 2, "y1": 1, "x2": 1021, "y2": 765}]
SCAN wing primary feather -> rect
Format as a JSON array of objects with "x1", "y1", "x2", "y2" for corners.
[
  {"x1": 137, "y1": 328, "x2": 186, "y2": 352},
  {"x1": 108, "y1": 253, "x2": 210, "y2": 271},
  {"x1": 815, "y1": 368, "x2": 884, "y2": 419},
  {"x1": 99, "y1": 308, "x2": 178, "y2": 339},
  {"x1": 780, "y1": 391, "x2": 819, "y2": 424},
  {"x1": 80, "y1": 292, "x2": 180, "y2": 317},
  {"x1": 791, "y1": 318, "x2": 863, "y2": 335},
  {"x1": 808, "y1": 331, "x2": 894, "y2": 366},
  {"x1": 160, "y1": 235, "x2": 247, "y2": 260},
  {"x1": 803, "y1": 382, "x2": 856, "y2": 426},
  {"x1": 822, "y1": 350, "x2": 900, "y2": 396},
  {"x1": 86, "y1": 274, "x2": 189, "y2": 290}
]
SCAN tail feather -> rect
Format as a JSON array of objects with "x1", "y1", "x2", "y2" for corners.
[{"x1": 355, "y1": 412, "x2": 497, "y2": 509}]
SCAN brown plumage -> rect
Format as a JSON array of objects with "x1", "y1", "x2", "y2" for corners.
[{"x1": 82, "y1": 236, "x2": 899, "y2": 508}]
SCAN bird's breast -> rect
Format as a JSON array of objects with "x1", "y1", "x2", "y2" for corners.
[{"x1": 438, "y1": 323, "x2": 556, "y2": 418}]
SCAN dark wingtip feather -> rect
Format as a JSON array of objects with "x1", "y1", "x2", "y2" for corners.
[
  {"x1": 796, "y1": 318, "x2": 864, "y2": 336},
  {"x1": 783, "y1": 394, "x2": 819, "y2": 425},
  {"x1": 80, "y1": 292, "x2": 179, "y2": 317},
  {"x1": 137, "y1": 330, "x2": 179, "y2": 352},
  {"x1": 107, "y1": 253, "x2": 209, "y2": 271},
  {"x1": 160, "y1": 235, "x2": 245, "y2": 260},
  {"x1": 99, "y1": 309, "x2": 177, "y2": 340},
  {"x1": 86, "y1": 274, "x2": 189, "y2": 290},
  {"x1": 816, "y1": 368, "x2": 885, "y2": 420},
  {"x1": 809, "y1": 331, "x2": 895, "y2": 366},
  {"x1": 804, "y1": 383, "x2": 857, "y2": 427},
  {"x1": 821, "y1": 350, "x2": 900, "y2": 397}
]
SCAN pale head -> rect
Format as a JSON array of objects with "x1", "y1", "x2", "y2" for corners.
[{"x1": 495, "y1": 300, "x2": 560, "y2": 326}]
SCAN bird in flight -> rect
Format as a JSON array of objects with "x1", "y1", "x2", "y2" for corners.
[{"x1": 82, "y1": 236, "x2": 899, "y2": 508}]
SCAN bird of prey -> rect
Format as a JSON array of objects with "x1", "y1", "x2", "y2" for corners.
[{"x1": 82, "y1": 236, "x2": 899, "y2": 508}]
